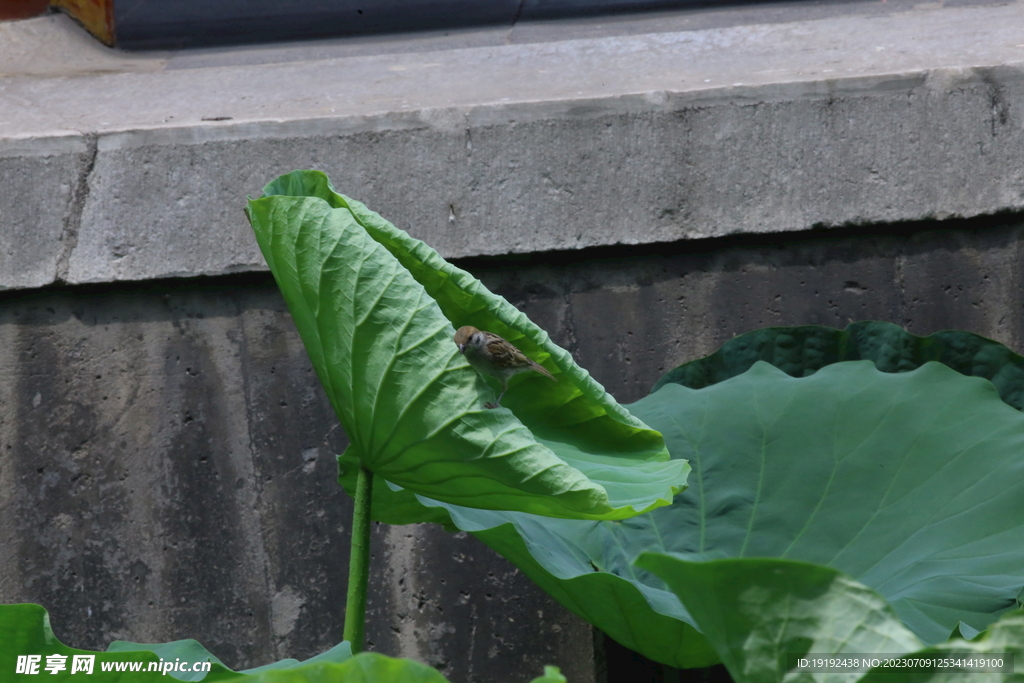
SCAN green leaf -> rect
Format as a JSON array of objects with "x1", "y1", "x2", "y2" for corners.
[
  {"x1": 859, "y1": 609, "x2": 1024, "y2": 683},
  {"x1": 241, "y1": 655, "x2": 450, "y2": 683},
  {"x1": 105, "y1": 639, "x2": 228, "y2": 681},
  {"x1": 2, "y1": 603, "x2": 457, "y2": 682},
  {"x1": 637, "y1": 554, "x2": 1024, "y2": 683},
  {"x1": 639, "y1": 362, "x2": 1024, "y2": 645},
  {"x1": 634, "y1": 554, "x2": 923, "y2": 683},
  {"x1": 247, "y1": 170, "x2": 687, "y2": 520},
  {"x1": 529, "y1": 665, "x2": 568, "y2": 683},
  {"x1": 654, "y1": 321, "x2": 1024, "y2": 410},
  {"x1": 2, "y1": 603, "x2": 163, "y2": 682},
  {"x1": 462, "y1": 510, "x2": 721, "y2": 669},
  {"x1": 383, "y1": 360, "x2": 1024, "y2": 669},
  {"x1": 241, "y1": 642, "x2": 354, "y2": 675},
  {"x1": 947, "y1": 622, "x2": 981, "y2": 641},
  {"x1": 106, "y1": 637, "x2": 354, "y2": 681}
]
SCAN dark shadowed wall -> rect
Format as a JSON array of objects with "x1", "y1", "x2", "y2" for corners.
[{"x1": 2, "y1": 213, "x2": 1024, "y2": 682}]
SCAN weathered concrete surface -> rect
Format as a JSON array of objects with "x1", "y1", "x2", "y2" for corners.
[
  {"x1": 4, "y1": 214, "x2": 1024, "y2": 680},
  {"x1": 3, "y1": 2, "x2": 1024, "y2": 288},
  {"x1": 0, "y1": 135, "x2": 94, "y2": 289},
  {"x1": 0, "y1": 278, "x2": 594, "y2": 681}
]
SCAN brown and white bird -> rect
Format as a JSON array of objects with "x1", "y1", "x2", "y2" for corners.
[{"x1": 454, "y1": 325, "x2": 556, "y2": 408}]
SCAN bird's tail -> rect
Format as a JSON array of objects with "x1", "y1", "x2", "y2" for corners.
[{"x1": 531, "y1": 363, "x2": 557, "y2": 381}]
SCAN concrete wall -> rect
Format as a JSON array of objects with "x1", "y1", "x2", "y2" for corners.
[{"x1": 6, "y1": 3, "x2": 1024, "y2": 292}]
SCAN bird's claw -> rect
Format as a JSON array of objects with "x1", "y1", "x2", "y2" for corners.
[{"x1": 484, "y1": 402, "x2": 499, "y2": 409}]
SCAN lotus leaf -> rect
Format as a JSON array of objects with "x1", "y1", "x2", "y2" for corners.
[
  {"x1": 654, "y1": 321, "x2": 1024, "y2": 410},
  {"x1": 355, "y1": 361, "x2": 1024, "y2": 669},
  {"x1": 638, "y1": 553, "x2": 1024, "y2": 683},
  {"x1": 246, "y1": 171, "x2": 687, "y2": 520},
  {"x1": 2, "y1": 603, "x2": 558, "y2": 682}
]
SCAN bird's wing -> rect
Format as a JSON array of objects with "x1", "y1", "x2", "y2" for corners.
[
  {"x1": 486, "y1": 337, "x2": 533, "y2": 369},
  {"x1": 487, "y1": 337, "x2": 556, "y2": 380}
]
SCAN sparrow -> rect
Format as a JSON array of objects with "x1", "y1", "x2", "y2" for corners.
[{"x1": 454, "y1": 326, "x2": 556, "y2": 408}]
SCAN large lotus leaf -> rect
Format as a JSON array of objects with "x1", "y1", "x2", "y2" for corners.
[
  {"x1": 638, "y1": 361, "x2": 1024, "y2": 648},
  {"x1": 637, "y1": 554, "x2": 1024, "y2": 683},
  {"x1": 634, "y1": 555, "x2": 922, "y2": 683},
  {"x1": 246, "y1": 171, "x2": 686, "y2": 520},
  {"x1": 361, "y1": 360, "x2": 1024, "y2": 669},
  {"x1": 654, "y1": 321, "x2": 1024, "y2": 410}
]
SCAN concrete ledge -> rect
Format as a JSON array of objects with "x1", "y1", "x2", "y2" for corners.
[
  {"x1": 0, "y1": 134, "x2": 93, "y2": 289},
  {"x1": 3, "y1": 2, "x2": 1024, "y2": 289}
]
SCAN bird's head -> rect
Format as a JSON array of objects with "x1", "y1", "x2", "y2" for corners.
[{"x1": 453, "y1": 325, "x2": 481, "y2": 354}]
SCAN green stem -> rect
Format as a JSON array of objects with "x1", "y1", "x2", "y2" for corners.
[{"x1": 344, "y1": 465, "x2": 373, "y2": 653}]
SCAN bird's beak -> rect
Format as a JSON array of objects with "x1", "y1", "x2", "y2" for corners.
[{"x1": 457, "y1": 344, "x2": 465, "y2": 353}]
